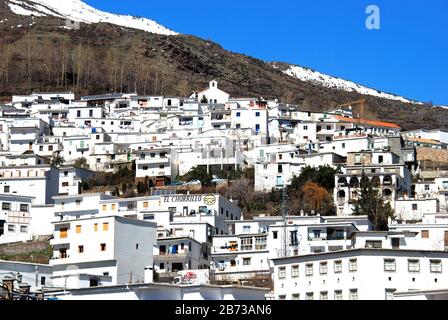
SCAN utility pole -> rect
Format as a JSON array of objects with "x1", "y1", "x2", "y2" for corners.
[{"x1": 281, "y1": 185, "x2": 288, "y2": 258}]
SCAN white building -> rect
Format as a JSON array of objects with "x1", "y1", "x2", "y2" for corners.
[
  {"x1": 50, "y1": 216, "x2": 157, "y2": 289},
  {"x1": 45, "y1": 283, "x2": 269, "y2": 300},
  {"x1": 0, "y1": 260, "x2": 53, "y2": 291},
  {"x1": 272, "y1": 248, "x2": 448, "y2": 300}
]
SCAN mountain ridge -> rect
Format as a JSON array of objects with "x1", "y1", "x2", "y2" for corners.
[{"x1": 0, "y1": 0, "x2": 447, "y2": 130}]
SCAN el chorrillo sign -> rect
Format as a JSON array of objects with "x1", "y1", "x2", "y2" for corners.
[{"x1": 163, "y1": 194, "x2": 216, "y2": 205}]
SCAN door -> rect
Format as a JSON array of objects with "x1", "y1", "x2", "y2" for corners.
[
  {"x1": 159, "y1": 245, "x2": 166, "y2": 255},
  {"x1": 444, "y1": 231, "x2": 448, "y2": 248}
]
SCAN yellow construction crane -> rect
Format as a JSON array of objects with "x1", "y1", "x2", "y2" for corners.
[{"x1": 338, "y1": 98, "x2": 366, "y2": 119}]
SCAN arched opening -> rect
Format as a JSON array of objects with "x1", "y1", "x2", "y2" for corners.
[
  {"x1": 337, "y1": 190, "x2": 346, "y2": 199},
  {"x1": 383, "y1": 188, "x2": 393, "y2": 198},
  {"x1": 338, "y1": 178, "x2": 347, "y2": 187},
  {"x1": 383, "y1": 175, "x2": 393, "y2": 185},
  {"x1": 371, "y1": 176, "x2": 380, "y2": 187},
  {"x1": 349, "y1": 177, "x2": 359, "y2": 188}
]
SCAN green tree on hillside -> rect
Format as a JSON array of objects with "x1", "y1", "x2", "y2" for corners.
[{"x1": 353, "y1": 174, "x2": 395, "y2": 231}]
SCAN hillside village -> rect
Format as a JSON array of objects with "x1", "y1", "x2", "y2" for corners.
[{"x1": 1, "y1": 81, "x2": 448, "y2": 300}]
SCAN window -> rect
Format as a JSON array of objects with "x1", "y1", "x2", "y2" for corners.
[
  {"x1": 4, "y1": 186, "x2": 10, "y2": 193},
  {"x1": 430, "y1": 260, "x2": 442, "y2": 273},
  {"x1": 230, "y1": 260, "x2": 236, "y2": 267},
  {"x1": 384, "y1": 259, "x2": 396, "y2": 272},
  {"x1": 385, "y1": 289, "x2": 396, "y2": 300},
  {"x1": 20, "y1": 226, "x2": 28, "y2": 233},
  {"x1": 421, "y1": 230, "x2": 429, "y2": 239},
  {"x1": 342, "y1": 143, "x2": 345, "y2": 149},
  {"x1": 305, "y1": 293, "x2": 314, "y2": 300},
  {"x1": 412, "y1": 204, "x2": 418, "y2": 210},
  {"x1": 8, "y1": 225, "x2": 15, "y2": 232},
  {"x1": 349, "y1": 289, "x2": 358, "y2": 300},
  {"x1": 77, "y1": 110, "x2": 81, "y2": 117},
  {"x1": 111, "y1": 204, "x2": 116, "y2": 210},
  {"x1": 273, "y1": 231, "x2": 278, "y2": 239},
  {"x1": 408, "y1": 259, "x2": 420, "y2": 272},
  {"x1": 94, "y1": 223, "x2": 98, "y2": 232},
  {"x1": 292, "y1": 294, "x2": 300, "y2": 300},
  {"x1": 60, "y1": 228, "x2": 68, "y2": 238},
  {"x1": 40, "y1": 277, "x2": 46, "y2": 286},
  {"x1": 243, "y1": 258, "x2": 251, "y2": 266},
  {"x1": 76, "y1": 225, "x2": 81, "y2": 234},
  {"x1": 159, "y1": 165, "x2": 165, "y2": 169},
  {"x1": 278, "y1": 165, "x2": 283, "y2": 173},
  {"x1": 278, "y1": 295, "x2": 286, "y2": 300},
  {"x1": 102, "y1": 205, "x2": 107, "y2": 212},
  {"x1": 327, "y1": 125, "x2": 331, "y2": 130},
  {"x1": 2, "y1": 202, "x2": 11, "y2": 211},
  {"x1": 39, "y1": 146, "x2": 44, "y2": 151},
  {"x1": 243, "y1": 225, "x2": 251, "y2": 233},
  {"x1": 255, "y1": 237, "x2": 267, "y2": 250},
  {"x1": 303, "y1": 126, "x2": 308, "y2": 130},
  {"x1": 425, "y1": 185, "x2": 430, "y2": 191},
  {"x1": 78, "y1": 245, "x2": 84, "y2": 253},
  {"x1": 354, "y1": 154, "x2": 362, "y2": 165},
  {"x1": 334, "y1": 290, "x2": 343, "y2": 300},
  {"x1": 255, "y1": 124, "x2": 260, "y2": 132},
  {"x1": 89, "y1": 110, "x2": 93, "y2": 117},
  {"x1": 20, "y1": 204, "x2": 29, "y2": 212},
  {"x1": 255, "y1": 112, "x2": 260, "y2": 117},
  {"x1": 320, "y1": 262, "x2": 328, "y2": 275},
  {"x1": 100, "y1": 243, "x2": 107, "y2": 252},
  {"x1": 103, "y1": 223, "x2": 109, "y2": 231},
  {"x1": 349, "y1": 259, "x2": 357, "y2": 272},
  {"x1": 143, "y1": 201, "x2": 149, "y2": 209},
  {"x1": 291, "y1": 265, "x2": 299, "y2": 278},
  {"x1": 334, "y1": 260, "x2": 342, "y2": 273},
  {"x1": 366, "y1": 240, "x2": 382, "y2": 248},
  {"x1": 241, "y1": 238, "x2": 253, "y2": 251},
  {"x1": 305, "y1": 263, "x2": 313, "y2": 276},
  {"x1": 320, "y1": 292, "x2": 328, "y2": 300},
  {"x1": 236, "y1": 112, "x2": 241, "y2": 117},
  {"x1": 279, "y1": 267, "x2": 286, "y2": 279},
  {"x1": 378, "y1": 155, "x2": 384, "y2": 164},
  {"x1": 290, "y1": 231, "x2": 298, "y2": 245}
]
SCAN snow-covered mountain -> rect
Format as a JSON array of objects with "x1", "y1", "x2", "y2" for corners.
[
  {"x1": 271, "y1": 62, "x2": 422, "y2": 105},
  {"x1": 5, "y1": 0, "x2": 178, "y2": 35}
]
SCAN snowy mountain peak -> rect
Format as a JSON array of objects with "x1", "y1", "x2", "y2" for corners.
[
  {"x1": 5, "y1": 0, "x2": 178, "y2": 35},
  {"x1": 271, "y1": 62, "x2": 422, "y2": 105}
]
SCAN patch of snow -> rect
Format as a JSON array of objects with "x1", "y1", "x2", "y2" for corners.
[
  {"x1": 6, "y1": 0, "x2": 178, "y2": 36},
  {"x1": 6, "y1": 3, "x2": 45, "y2": 16},
  {"x1": 274, "y1": 63, "x2": 422, "y2": 105}
]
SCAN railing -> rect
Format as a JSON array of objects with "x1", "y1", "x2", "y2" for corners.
[{"x1": 154, "y1": 253, "x2": 188, "y2": 261}]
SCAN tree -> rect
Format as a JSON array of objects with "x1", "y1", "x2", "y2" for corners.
[
  {"x1": 74, "y1": 157, "x2": 88, "y2": 168},
  {"x1": 200, "y1": 95, "x2": 208, "y2": 103},
  {"x1": 301, "y1": 182, "x2": 332, "y2": 214},
  {"x1": 353, "y1": 173, "x2": 395, "y2": 231},
  {"x1": 137, "y1": 181, "x2": 147, "y2": 195},
  {"x1": 289, "y1": 165, "x2": 339, "y2": 192},
  {"x1": 183, "y1": 166, "x2": 213, "y2": 187},
  {"x1": 51, "y1": 154, "x2": 65, "y2": 167}
]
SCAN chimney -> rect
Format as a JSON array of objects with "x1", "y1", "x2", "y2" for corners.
[
  {"x1": 2, "y1": 275, "x2": 14, "y2": 300},
  {"x1": 144, "y1": 266, "x2": 154, "y2": 284},
  {"x1": 19, "y1": 283, "x2": 31, "y2": 296}
]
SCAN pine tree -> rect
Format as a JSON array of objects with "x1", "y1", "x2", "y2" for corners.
[{"x1": 353, "y1": 174, "x2": 395, "y2": 231}]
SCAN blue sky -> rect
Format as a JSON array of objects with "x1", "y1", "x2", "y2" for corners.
[{"x1": 85, "y1": 0, "x2": 448, "y2": 105}]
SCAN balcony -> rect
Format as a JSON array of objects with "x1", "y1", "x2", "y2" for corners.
[{"x1": 154, "y1": 253, "x2": 188, "y2": 261}]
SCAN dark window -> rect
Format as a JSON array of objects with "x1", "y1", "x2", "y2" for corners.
[
  {"x1": 273, "y1": 231, "x2": 278, "y2": 239},
  {"x1": 4, "y1": 186, "x2": 10, "y2": 193},
  {"x1": 40, "y1": 277, "x2": 46, "y2": 286}
]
